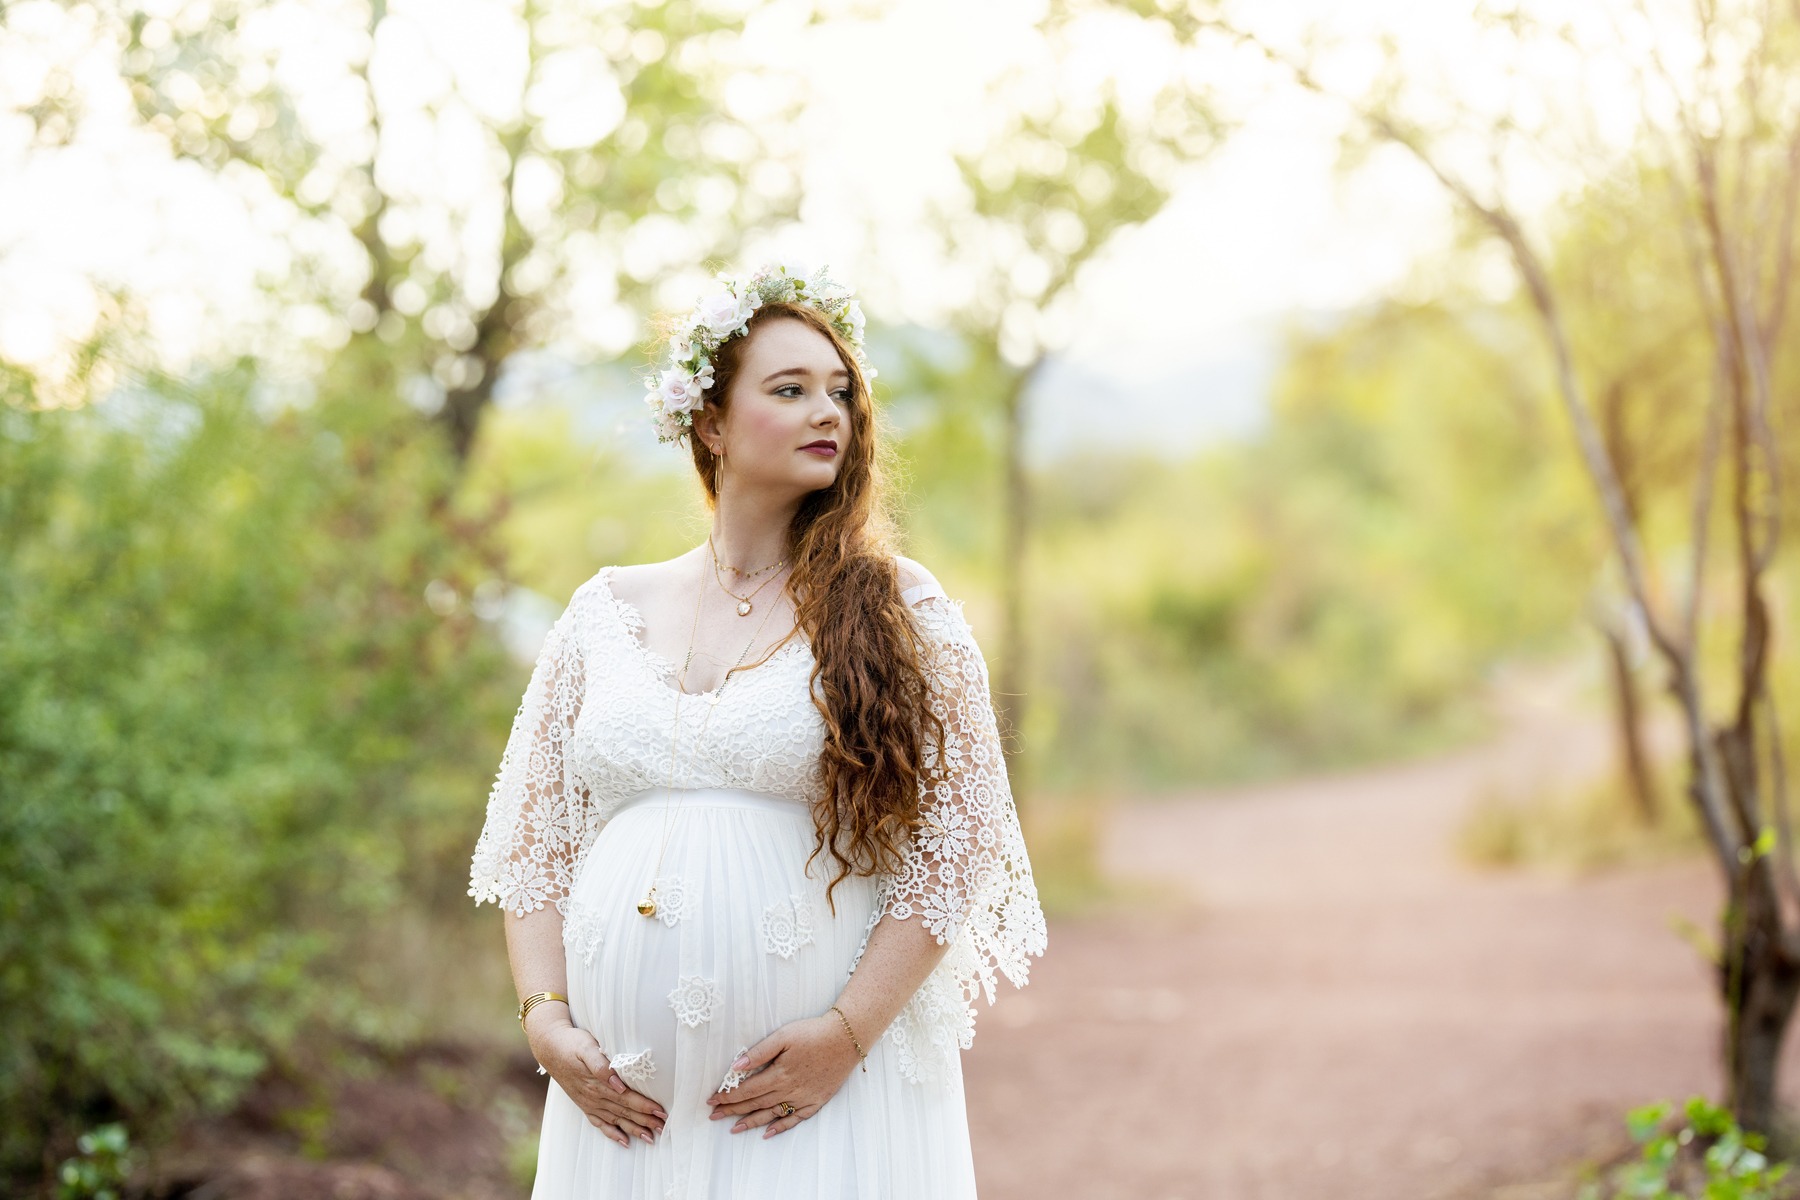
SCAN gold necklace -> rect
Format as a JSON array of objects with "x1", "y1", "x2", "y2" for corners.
[
  {"x1": 636, "y1": 557, "x2": 786, "y2": 918},
  {"x1": 713, "y1": 536, "x2": 786, "y2": 582},
  {"x1": 716, "y1": 566, "x2": 784, "y2": 617},
  {"x1": 708, "y1": 532, "x2": 787, "y2": 616}
]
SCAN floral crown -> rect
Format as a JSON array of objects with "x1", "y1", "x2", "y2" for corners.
[{"x1": 643, "y1": 260, "x2": 877, "y2": 446}]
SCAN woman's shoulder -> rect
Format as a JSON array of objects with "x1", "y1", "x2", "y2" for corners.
[
  {"x1": 570, "y1": 551, "x2": 694, "y2": 610},
  {"x1": 560, "y1": 561, "x2": 648, "y2": 639},
  {"x1": 565, "y1": 563, "x2": 619, "y2": 612},
  {"x1": 893, "y1": 553, "x2": 949, "y2": 607},
  {"x1": 891, "y1": 554, "x2": 984, "y2": 656}
]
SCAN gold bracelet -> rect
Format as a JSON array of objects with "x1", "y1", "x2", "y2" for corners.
[
  {"x1": 518, "y1": 991, "x2": 569, "y2": 1029},
  {"x1": 829, "y1": 1004, "x2": 868, "y2": 1073}
]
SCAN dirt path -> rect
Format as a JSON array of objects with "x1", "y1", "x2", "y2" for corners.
[{"x1": 962, "y1": 665, "x2": 1793, "y2": 1200}]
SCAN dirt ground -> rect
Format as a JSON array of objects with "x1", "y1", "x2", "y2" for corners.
[{"x1": 963, "y1": 662, "x2": 1768, "y2": 1200}]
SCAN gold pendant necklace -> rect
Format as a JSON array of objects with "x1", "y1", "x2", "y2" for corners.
[
  {"x1": 636, "y1": 548, "x2": 787, "y2": 917},
  {"x1": 708, "y1": 532, "x2": 787, "y2": 616},
  {"x1": 724, "y1": 573, "x2": 782, "y2": 617}
]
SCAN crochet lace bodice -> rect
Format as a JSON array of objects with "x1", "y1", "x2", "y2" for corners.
[{"x1": 469, "y1": 556, "x2": 1048, "y2": 1086}]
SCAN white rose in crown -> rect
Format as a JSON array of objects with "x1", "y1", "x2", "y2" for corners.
[
  {"x1": 659, "y1": 371, "x2": 704, "y2": 415},
  {"x1": 696, "y1": 290, "x2": 755, "y2": 338}
]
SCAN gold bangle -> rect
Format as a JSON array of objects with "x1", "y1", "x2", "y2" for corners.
[
  {"x1": 829, "y1": 1004, "x2": 868, "y2": 1073},
  {"x1": 518, "y1": 991, "x2": 569, "y2": 1029}
]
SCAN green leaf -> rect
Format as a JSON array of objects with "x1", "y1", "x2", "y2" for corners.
[
  {"x1": 1686, "y1": 1096, "x2": 1732, "y2": 1137},
  {"x1": 1628, "y1": 1101, "x2": 1673, "y2": 1142}
]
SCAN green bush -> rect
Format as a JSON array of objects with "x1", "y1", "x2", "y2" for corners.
[
  {"x1": 56, "y1": 1123, "x2": 133, "y2": 1200},
  {"x1": 1580, "y1": 1097, "x2": 1792, "y2": 1199},
  {"x1": 0, "y1": 356, "x2": 519, "y2": 1183}
]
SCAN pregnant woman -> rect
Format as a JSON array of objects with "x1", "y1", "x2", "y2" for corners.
[{"x1": 467, "y1": 261, "x2": 1048, "y2": 1198}]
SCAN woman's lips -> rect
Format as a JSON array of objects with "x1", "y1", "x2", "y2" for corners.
[{"x1": 800, "y1": 444, "x2": 837, "y2": 457}]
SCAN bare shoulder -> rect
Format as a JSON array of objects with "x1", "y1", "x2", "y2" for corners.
[
  {"x1": 603, "y1": 549, "x2": 700, "y2": 611},
  {"x1": 893, "y1": 553, "x2": 948, "y2": 604}
]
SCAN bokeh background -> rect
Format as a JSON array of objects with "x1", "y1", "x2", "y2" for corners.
[{"x1": 7, "y1": 0, "x2": 1800, "y2": 1196}]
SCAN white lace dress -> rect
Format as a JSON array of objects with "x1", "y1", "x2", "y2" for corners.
[{"x1": 468, "y1": 558, "x2": 1048, "y2": 1199}]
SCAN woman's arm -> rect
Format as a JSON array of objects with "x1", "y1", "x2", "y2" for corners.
[
  {"x1": 828, "y1": 907, "x2": 952, "y2": 1053},
  {"x1": 505, "y1": 907, "x2": 668, "y2": 1148},
  {"x1": 470, "y1": 601, "x2": 667, "y2": 1147},
  {"x1": 504, "y1": 906, "x2": 570, "y2": 1036}
]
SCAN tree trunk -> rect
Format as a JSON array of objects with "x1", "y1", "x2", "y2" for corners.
[
  {"x1": 1722, "y1": 863, "x2": 1800, "y2": 1135},
  {"x1": 1706, "y1": 711, "x2": 1800, "y2": 1136},
  {"x1": 1601, "y1": 623, "x2": 1659, "y2": 825}
]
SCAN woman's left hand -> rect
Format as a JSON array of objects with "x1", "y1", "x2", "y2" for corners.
[{"x1": 705, "y1": 1014, "x2": 861, "y2": 1138}]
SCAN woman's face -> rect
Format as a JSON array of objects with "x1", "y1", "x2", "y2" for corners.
[{"x1": 704, "y1": 316, "x2": 852, "y2": 498}]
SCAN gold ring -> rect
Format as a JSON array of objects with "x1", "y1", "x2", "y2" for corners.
[{"x1": 775, "y1": 1101, "x2": 795, "y2": 1118}]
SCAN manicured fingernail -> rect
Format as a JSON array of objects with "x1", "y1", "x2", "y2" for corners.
[
  {"x1": 732, "y1": 1122, "x2": 745, "y2": 1133},
  {"x1": 611, "y1": 1077, "x2": 626, "y2": 1093},
  {"x1": 731, "y1": 1056, "x2": 748, "y2": 1068}
]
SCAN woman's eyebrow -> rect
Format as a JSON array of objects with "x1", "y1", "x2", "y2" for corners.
[{"x1": 761, "y1": 366, "x2": 851, "y2": 385}]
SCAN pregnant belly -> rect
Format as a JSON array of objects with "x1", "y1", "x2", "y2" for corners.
[{"x1": 560, "y1": 787, "x2": 881, "y2": 1112}]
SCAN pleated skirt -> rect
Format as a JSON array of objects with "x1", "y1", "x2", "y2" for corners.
[{"x1": 531, "y1": 786, "x2": 980, "y2": 1200}]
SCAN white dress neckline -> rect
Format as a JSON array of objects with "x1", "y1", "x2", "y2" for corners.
[{"x1": 594, "y1": 563, "x2": 810, "y2": 701}]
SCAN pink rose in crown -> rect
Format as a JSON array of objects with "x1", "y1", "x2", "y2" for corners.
[{"x1": 659, "y1": 372, "x2": 704, "y2": 415}]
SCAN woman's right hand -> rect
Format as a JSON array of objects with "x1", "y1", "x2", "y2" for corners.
[{"x1": 529, "y1": 1017, "x2": 666, "y2": 1147}]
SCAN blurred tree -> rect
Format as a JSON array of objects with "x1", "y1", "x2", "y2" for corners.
[
  {"x1": 0, "y1": 325, "x2": 519, "y2": 1186},
  {"x1": 459, "y1": 391, "x2": 703, "y2": 603},
  {"x1": 1008, "y1": 291, "x2": 1596, "y2": 791},
  {"x1": 918, "y1": 0, "x2": 1229, "y2": 802},
  {"x1": 1555, "y1": 166, "x2": 1717, "y2": 828},
  {"x1": 29, "y1": 0, "x2": 801, "y2": 461},
  {"x1": 1224, "y1": 0, "x2": 1800, "y2": 1133}
]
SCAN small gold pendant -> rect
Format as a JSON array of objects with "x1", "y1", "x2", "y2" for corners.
[
  {"x1": 737, "y1": 599, "x2": 752, "y2": 616},
  {"x1": 637, "y1": 889, "x2": 657, "y2": 917}
]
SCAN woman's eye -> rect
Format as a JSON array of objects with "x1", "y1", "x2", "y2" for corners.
[{"x1": 773, "y1": 384, "x2": 851, "y2": 402}]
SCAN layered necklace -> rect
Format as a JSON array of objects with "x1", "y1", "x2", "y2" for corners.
[
  {"x1": 635, "y1": 543, "x2": 791, "y2": 919},
  {"x1": 711, "y1": 533, "x2": 787, "y2": 616}
]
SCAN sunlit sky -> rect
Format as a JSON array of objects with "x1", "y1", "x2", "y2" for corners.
[{"x1": 0, "y1": 0, "x2": 1696, "y2": 459}]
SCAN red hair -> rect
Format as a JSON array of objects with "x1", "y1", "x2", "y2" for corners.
[{"x1": 685, "y1": 301, "x2": 946, "y2": 914}]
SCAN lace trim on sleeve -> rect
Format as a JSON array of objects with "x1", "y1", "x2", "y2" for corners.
[
  {"x1": 849, "y1": 592, "x2": 1049, "y2": 1088},
  {"x1": 468, "y1": 603, "x2": 593, "y2": 920}
]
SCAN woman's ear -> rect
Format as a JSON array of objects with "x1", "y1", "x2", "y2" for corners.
[{"x1": 691, "y1": 403, "x2": 722, "y2": 454}]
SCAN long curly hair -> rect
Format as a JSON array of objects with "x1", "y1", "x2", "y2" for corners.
[{"x1": 686, "y1": 300, "x2": 947, "y2": 915}]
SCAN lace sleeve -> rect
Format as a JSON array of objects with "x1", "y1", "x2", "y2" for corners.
[
  {"x1": 467, "y1": 605, "x2": 593, "y2": 920},
  {"x1": 851, "y1": 584, "x2": 1050, "y2": 1088}
]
